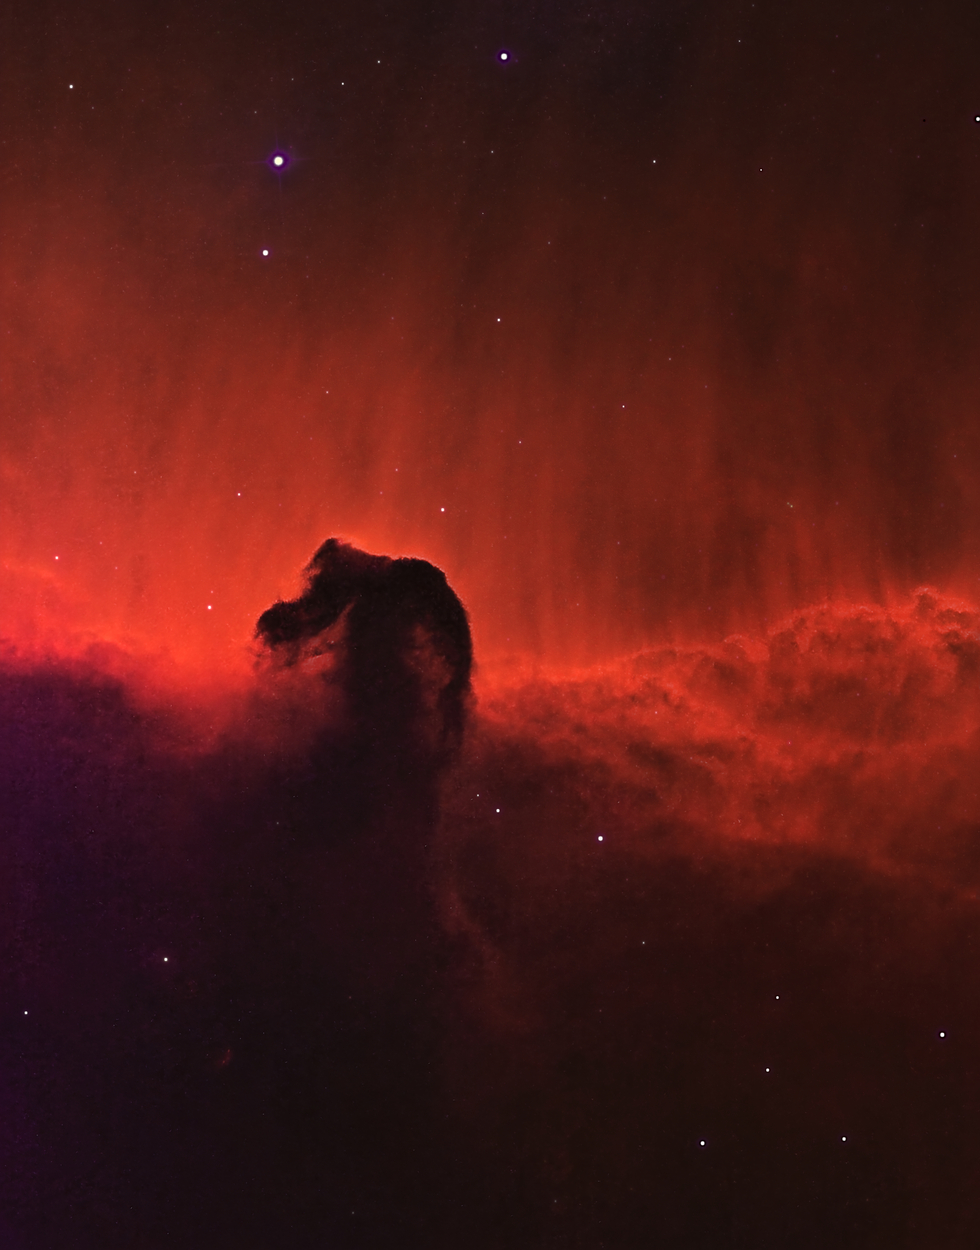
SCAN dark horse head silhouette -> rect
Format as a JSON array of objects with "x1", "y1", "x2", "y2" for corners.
[
  {"x1": 252, "y1": 539, "x2": 474, "y2": 994},
  {"x1": 256, "y1": 538, "x2": 473, "y2": 788}
]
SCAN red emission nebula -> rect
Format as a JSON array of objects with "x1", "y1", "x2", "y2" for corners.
[{"x1": 3, "y1": 1, "x2": 980, "y2": 1247}]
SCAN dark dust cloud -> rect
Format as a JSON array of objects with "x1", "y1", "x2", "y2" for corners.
[
  {"x1": 3, "y1": 562, "x2": 980, "y2": 1247},
  {"x1": 4, "y1": 0, "x2": 980, "y2": 1246}
]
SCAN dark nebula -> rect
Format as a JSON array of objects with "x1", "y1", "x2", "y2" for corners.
[
  {"x1": 0, "y1": 541, "x2": 474, "y2": 1249},
  {"x1": 3, "y1": 561, "x2": 980, "y2": 1247},
  {"x1": 256, "y1": 536, "x2": 473, "y2": 766}
]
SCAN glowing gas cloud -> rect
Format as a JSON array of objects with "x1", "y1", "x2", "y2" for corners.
[{"x1": 2, "y1": 0, "x2": 979, "y2": 669}]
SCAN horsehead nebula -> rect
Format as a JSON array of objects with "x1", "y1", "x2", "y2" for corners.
[
  {"x1": 3, "y1": 0, "x2": 980, "y2": 1245},
  {"x1": 256, "y1": 536, "x2": 473, "y2": 767}
]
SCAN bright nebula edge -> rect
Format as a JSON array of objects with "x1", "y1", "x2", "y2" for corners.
[{"x1": 3, "y1": 1, "x2": 980, "y2": 1246}]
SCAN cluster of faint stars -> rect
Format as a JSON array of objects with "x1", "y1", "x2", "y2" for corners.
[{"x1": 254, "y1": 50, "x2": 513, "y2": 260}]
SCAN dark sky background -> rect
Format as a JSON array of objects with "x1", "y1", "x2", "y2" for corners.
[{"x1": 3, "y1": 2, "x2": 980, "y2": 1247}]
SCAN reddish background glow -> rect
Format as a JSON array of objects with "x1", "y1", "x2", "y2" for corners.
[
  {"x1": 4, "y1": 0, "x2": 980, "y2": 673},
  {"x1": 5, "y1": 4, "x2": 980, "y2": 1245}
]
